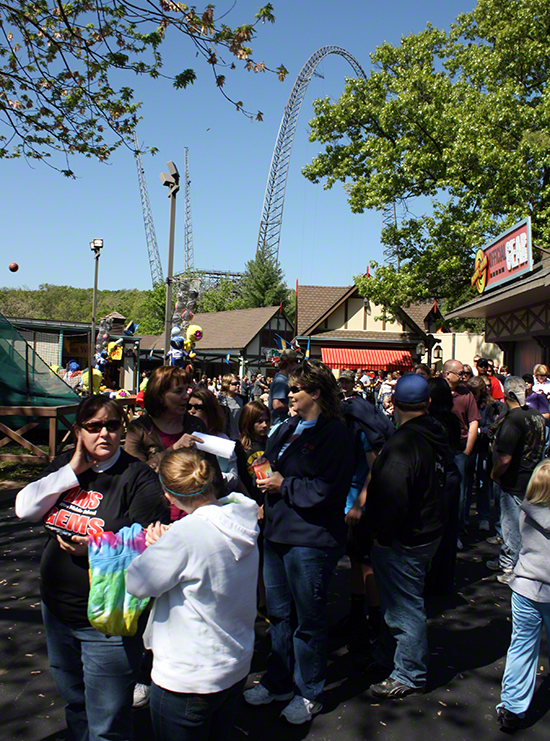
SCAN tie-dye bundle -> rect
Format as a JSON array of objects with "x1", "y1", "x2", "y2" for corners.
[{"x1": 88, "y1": 523, "x2": 150, "y2": 636}]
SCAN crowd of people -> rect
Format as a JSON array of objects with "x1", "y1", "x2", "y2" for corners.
[{"x1": 14, "y1": 354, "x2": 550, "y2": 739}]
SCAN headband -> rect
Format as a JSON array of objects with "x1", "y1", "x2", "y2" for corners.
[{"x1": 158, "y1": 471, "x2": 209, "y2": 498}]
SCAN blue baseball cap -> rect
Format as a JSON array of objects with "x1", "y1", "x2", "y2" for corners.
[{"x1": 394, "y1": 373, "x2": 430, "y2": 404}]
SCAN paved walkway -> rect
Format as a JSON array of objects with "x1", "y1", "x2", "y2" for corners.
[{"x1": 1, "y1": 486, "x2": 549, "y2": 741}]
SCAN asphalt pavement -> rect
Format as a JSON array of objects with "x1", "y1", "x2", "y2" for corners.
[{"x1": 1, "y1": 486, "x2": 549, "y2": 741}]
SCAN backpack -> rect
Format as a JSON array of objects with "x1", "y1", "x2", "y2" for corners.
[{"x1": 341, "y1": 396, "x2": 395, "y2": 465}]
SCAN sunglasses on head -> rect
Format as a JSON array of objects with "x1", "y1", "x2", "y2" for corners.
[
  {"x1": 80, "y1": 420, "x2": 122, "y2": 434},
  {"x1": 188, "y1": 403, "x2": 204, "y2": 410}
]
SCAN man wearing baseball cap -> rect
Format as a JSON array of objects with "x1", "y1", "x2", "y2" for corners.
[{"x1": 365, "y1": 373, "x2": 449, "y2": 698}]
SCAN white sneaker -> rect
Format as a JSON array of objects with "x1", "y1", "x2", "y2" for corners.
[
  {"x1": 280, "y1": 695, "x2": 322, "y2": 725},
  {"x1": 243, "y1": 683, "x2": 294, "y2": 706},
  {"x1": 132, "y1": 683, "x2": 151, "y2": 708}
]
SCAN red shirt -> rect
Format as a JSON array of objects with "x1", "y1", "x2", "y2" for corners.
[{"x1": 451, "y1": 385, "x2": 481, "y2": 447}]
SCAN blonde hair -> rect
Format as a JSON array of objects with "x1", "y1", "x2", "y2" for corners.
[
  {"x1": 534, "y1": 364, "x2": 549, "y2": 377},
  {"x1": 158, "y1": 449, "x2": 213, "y2": 503},
  {"x1": 525, "y1": 460, "x2": 550, "y2": 507},
  {"x1": 221, "y1": 373, "x2": 237, "y2": 393}
]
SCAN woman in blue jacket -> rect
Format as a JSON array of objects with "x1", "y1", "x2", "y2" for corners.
[{"x1": 243, "y1": 360, "x2": 354, "y2": 725}]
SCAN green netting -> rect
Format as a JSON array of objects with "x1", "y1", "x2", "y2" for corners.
[{"x1": 0, "y1": 312, "x2": 80, "y2": 407}]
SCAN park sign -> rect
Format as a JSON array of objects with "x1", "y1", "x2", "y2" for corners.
[{"x1": 471, "y1": 217, "x2": 533, "y2": 295}]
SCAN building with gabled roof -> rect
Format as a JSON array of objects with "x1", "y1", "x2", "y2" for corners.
[
  {"x1": 295, "y1": 284, "x2": 444, "y2": 370},
  {"x1": 139, "y1": 305, "x2": 294, "y2": 374}
]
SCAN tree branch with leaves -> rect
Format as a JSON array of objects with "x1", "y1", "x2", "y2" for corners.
[
  {"x1": 0, "y1": 1, "x2": 287, "y2": 175},
  {"x1": 303, "y1": 0, "x2": 550, "y2": 313}
]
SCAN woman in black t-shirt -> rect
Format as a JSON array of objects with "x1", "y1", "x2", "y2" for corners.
[{"x1": 16, "y1": 395, "x2": 168, "y2": 741}]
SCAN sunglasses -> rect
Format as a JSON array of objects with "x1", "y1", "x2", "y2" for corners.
[
  {"x1": 289, "y1": 385, "x2": 308, "y2": 394},
  {"x1": 80, "y1": 420, "x2": 122, "y2": 434},
  {"x1": 188, "y1": 403, "x2": 204, "y2": 411},
  {"x1": 230, "y1": 381, "x2": 240, "y2": 386}
]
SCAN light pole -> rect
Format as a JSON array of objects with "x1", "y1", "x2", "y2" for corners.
[
  {"x1": 160, "y1": 162, "x2": 180, "y2": 363},
  {"x1": 88, "y1": 238, "x2": 104, "y2": 394}
]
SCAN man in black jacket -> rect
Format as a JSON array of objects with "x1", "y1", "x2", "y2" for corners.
[{"x1": 365, "y1": 373, "x2": 449, "y2": 698}]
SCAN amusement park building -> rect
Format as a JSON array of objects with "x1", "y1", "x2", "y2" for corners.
[{"x1": 295, "y1": 284, "x2": 502, "y2": 372}]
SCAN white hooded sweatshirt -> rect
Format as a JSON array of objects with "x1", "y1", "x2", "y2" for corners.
[{"x1": 126, "y1": 492, "x2": 259, "y2": 694}]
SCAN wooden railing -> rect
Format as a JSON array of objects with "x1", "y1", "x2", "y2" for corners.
[{"x1": 0, "y1": 397, "x2": 136, "y2": 462}]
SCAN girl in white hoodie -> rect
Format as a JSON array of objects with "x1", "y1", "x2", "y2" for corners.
[{"x1": 126, "y1": 449, "x2": 259, "y2": 741}]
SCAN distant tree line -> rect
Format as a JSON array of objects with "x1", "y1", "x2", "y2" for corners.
[{"x1": 1, "y1": 251, "x2": 295, "y2": 336}]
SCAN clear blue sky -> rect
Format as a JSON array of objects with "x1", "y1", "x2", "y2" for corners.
[{"x1": 2, "y1": 0, "x2": 473, "y2": 296}]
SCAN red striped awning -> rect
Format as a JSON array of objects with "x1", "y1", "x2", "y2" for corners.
[{"x1": 321, "y1": 347, "x2": 414, "y2": 371}]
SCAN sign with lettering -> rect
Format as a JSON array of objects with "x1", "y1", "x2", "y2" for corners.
[{"x1": 471, "y1": 217, "x2": 532, "y2": 294}]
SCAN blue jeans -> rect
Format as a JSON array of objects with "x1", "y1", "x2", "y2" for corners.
[
  {"x1": 500, "y1": 592, "x2": 550, "y2": 715},
  {"x1": 42, "y1": 601, "x2": 143, "y2": 741},
  {"x1": 499, "y1": 491, "x2": 523, "y2": 571},
  {"x1": 262, "y1": 540, "x2": 343, "y2": 701},
  {"x1": 150, "y1": 678, "x2": 246, "y2": 741},
  {"x1": 371, "y1": 538, "x2": 441, "y2": 688}
]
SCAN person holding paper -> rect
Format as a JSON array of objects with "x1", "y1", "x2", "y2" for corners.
[
  {"x1": 187, "y1": 387, "x2": 240, "y2": 492},
  {"x1": 125, "y1": 366, "x2": 224, "y2": 504}
]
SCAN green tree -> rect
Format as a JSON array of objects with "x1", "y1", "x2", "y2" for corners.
[
  {"x1": 198, "y1": 276, "x2": 245, "y2": 313},
  {"x1": 303, "y1": 0, "x2": 550, "y2": 313},
  {"x1": 240, "y1": 246, "x2": 290, "y2": 311},
  {"x1": 0, "y1": 2, "x2": 286, "y2": 175},
  {"x1": 138, "y1": 281, "x2": 166, "y2": 334}
]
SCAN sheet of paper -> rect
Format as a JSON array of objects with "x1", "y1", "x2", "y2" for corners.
[{"x1": 193, "y1": 432, "x2": 236, "y2": 459}]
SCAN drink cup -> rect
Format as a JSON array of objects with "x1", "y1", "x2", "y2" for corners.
[{"x1": 252, "y1": 457, "x2": 273, "y2": 481}]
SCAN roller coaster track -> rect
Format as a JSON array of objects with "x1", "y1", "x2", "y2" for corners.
[{"x1": 256, "y1": 46, "x2": 366, "y2": 264}]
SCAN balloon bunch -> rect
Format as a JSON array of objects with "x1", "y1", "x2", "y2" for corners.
[
  {"x1": 172, "y1": 279, "x2": 199, "y2": 335},
  {"x1": 94, "y1": 317, "x2": 113, "y2": 369},
  {"x1": 168, "y1": 279, "x2": 203, "y2": 364}
]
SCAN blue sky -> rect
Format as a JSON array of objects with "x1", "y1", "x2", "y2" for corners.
[{"x1": 2, "y1": 0, "x2": 474, "y2": 295}]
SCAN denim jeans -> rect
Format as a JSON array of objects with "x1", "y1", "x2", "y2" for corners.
[
  {"x1": 371, "y1": 538, "x2": 441, "y2": 689},
  {"x1": 261, "y1": 540, "x2": 343, "y2": 701},
  {"x1": 150, "y1": 678, "x2": 246, "y2": 741},
  {"x1": 42, "y1": 601, "x2": 143, "y2": 741},
  {"x1": 499, "y1": 490, "x2": 523, "y2": 571},
  {"x1": 499, "y1": 592, "x2": 550, "y2": 715}
]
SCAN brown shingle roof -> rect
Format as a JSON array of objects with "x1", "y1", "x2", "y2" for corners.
[
  {"x1": 400, "y1": 303, "x2": 433, "y2": 329},
  {"x1": 297, "y1": 285, "x2": 350, "y2": 335},
  {"x1": 139, "y1": 305, "x2": 283, "y2": 351},
  {"x1": 309, "y1": 329, "x2": 415, "y2": 342}
]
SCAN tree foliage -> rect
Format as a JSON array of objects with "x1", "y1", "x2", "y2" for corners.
[
  {"x1": 240, "y1": 245, "x2": 290, "y2": 313},
  {"x1": 0, "y1": 1, "x2": 287, "y2": 175},
  {"x1": 303, "y1": 0, "x2": 550, "y2": 313},
  {"x1": 198, "y1": 276, "x2": 245, "y2": 313}
]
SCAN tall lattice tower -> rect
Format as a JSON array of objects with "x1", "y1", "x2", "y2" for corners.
[
  {"x1": 183, "y1": 147, "x2": 194, "y2": 272},
  {"x1": 382, "y1": 199, "x2": 408, "y2": 270},
  {"x1": 134, "y1": 132, "x2": 164, "y2": 286}
]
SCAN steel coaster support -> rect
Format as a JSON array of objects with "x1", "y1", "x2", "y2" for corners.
[
  {"x1": 134, "y1": 132, "x2": 164, "y2": 286},
  {"x1": 256, "y1": 46, "x2": 367, "y2": 264},
  {"x1": 183, "y1": 147, "x2": 195, "y2": 272}
]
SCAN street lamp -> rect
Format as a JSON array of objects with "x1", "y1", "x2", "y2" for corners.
[
  {"x1": 160, "y1": 162, "x2": 180, "y2": 363},
  {"x1": 88, "y1": 238, "x2": 104, "y2": 394}
]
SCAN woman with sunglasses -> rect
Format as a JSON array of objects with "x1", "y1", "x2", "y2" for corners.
[
  {"x1": 187, "y1": 387, "x2": 240, "y2": 492},
  {"x1": 243, "y1": 360, "x2": 354, "y2": 725},
  {"x1": 15, "y1": 395, "x2": 169, "y2": 741},
  {"x1": 218, "y1": 373, "x2": 244, "y2": 441}
]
